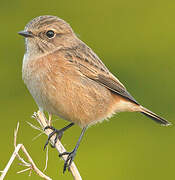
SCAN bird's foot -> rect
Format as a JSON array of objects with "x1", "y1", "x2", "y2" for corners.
[
  {"x1": 44, "y1": 126, "x2": 63, "y2": 149},
  {"x1": 59, "y1": 149, "x2": 76, "y2": 173}
]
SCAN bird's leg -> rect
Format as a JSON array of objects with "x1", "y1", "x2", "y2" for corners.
[
  {"x1": 59, "y1": 126, "x2": 87, "y2": 173},
  {"x1": 44, "y1": 123, "x2": 74, "y2": 149}
]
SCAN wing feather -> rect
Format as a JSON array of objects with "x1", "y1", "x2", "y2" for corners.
[{"x1": 60, "y1": 41, "x2": 139, "y2": 105}]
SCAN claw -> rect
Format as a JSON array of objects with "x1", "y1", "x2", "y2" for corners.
[
  {"x1": 44, "y1": 126, "x2": 55, "y2": 131},
  {"x1": 59, "y1": 151, "x2": 70, "y2": 157},
  {"x1": 42, "y1": 123, "x2": 75, "y2": 172},
  {"x1": 44, "y1": 130, "x2": 56, "y2": 150},
  {"x1": 43, "y1": 126, "x2": 63, "y2": 150},
  {"x1": 59, "y1": 150, "x2": 76, "y2": 173}
]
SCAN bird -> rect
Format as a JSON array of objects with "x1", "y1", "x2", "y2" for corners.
[{"x1": 18, "y1": 15, "x2": 171, "y2": 173}]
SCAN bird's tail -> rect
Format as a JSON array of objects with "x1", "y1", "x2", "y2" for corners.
[{"x1": 139, "y1": 106, "x2": 171, "y2": 126}]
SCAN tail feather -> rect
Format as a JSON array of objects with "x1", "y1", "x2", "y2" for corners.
[{"x1": 140, "y1": 106, "x2": 171, "y2": 126}]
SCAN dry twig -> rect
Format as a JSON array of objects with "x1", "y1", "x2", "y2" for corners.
[
  {"x1": 0, "y1": 122, "x2": 51, "y2": 180},
  {"x1": 0, "y1": 111, "x2": 82, "y2": 180}
]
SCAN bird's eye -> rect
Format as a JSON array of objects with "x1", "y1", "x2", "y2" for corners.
[{"x1": 46, "y1": 30, "x2": 55, "y2": 38}]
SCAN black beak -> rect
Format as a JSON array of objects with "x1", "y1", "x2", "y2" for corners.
[{"x1": 18, "y1": 30, "x2": 33, "y2": 38}]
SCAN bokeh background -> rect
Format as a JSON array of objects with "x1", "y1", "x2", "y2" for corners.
[{"x1": 1, "y1": 0, "x2": 175, "y2": 179}]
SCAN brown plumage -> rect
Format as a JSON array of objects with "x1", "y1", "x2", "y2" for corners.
[{"x1": 19, "y1": 15, "x2": 171, "y2": 173}]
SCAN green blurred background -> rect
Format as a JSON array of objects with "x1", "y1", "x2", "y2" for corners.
[{"x1": 1, "y1": 0, "x2": 175, "y2": 179}]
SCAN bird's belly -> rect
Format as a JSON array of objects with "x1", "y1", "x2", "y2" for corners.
[{"x1": 24, "y1": 70, "x2": 119, "y2": 127}]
